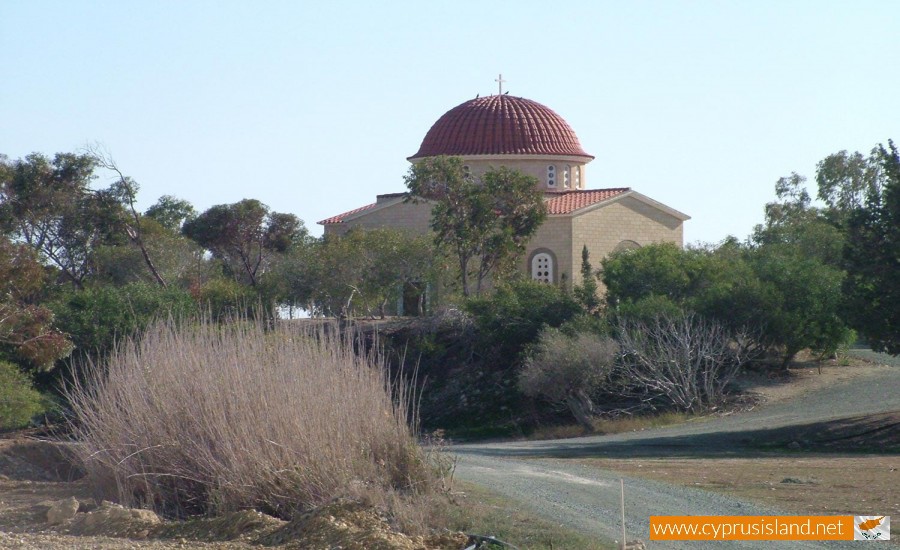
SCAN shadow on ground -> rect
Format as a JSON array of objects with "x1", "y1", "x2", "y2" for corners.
[{"x1": 457, "y1": 411, "x2": 900, "y2": 460}]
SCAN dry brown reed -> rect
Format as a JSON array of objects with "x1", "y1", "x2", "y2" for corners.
[{"x1": 66, "y1": 317, "x2": 436, "y2": 520}]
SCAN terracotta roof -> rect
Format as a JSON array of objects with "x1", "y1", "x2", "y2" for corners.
[
  {"x1": 545, "y1": 188, "x2": 630, "y2": 214},
  {"x1": 320, "y1": 188, "x2": 631, "y2": 225},
  {"x1": 317, "y1": 202, "x2": 378, "y2": 225},
  {"x1": 410, "y1": 95, "x2": 593, "y2": 160}
]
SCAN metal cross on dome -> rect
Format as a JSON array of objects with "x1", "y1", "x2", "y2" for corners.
[{"x1": 495, "y1": 73, "x2": 506, "y2": 95}]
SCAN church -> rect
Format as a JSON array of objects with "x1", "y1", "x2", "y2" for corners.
[{"x1": 318, "y1": 90, "x2": 689, "y2": 290}]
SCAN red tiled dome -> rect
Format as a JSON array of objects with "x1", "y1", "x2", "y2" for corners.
[{"x1": 409, "y1": 95, "x2": 593, "y2": 160}]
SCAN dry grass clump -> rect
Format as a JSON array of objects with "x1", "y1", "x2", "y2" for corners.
[{"x1": 66, "y1": 318, "x2": 437, "y2": 521}]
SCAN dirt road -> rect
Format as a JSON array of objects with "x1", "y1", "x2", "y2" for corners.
[{"x1": 453, "y1": 360, "x2": 899, "y2": 549}]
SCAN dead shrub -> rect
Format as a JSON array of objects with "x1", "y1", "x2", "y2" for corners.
[
  {"x1": 615, "y1": 312, "x2": 756, "y2": 412},
  {"x1": 66, "y1": 317, "x2": 438, "y2": 521}
]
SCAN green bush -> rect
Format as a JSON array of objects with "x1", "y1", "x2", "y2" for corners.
[
  {"x1": 0, "y1": 361, "x2": 46, "y2": 430},
  {"x1": 191, "y1": 278, "x2": 259, "y2": 319},
  {"x1": 613, "y1": 294, "x2": 683, "y2": 324},
  {"x1": 557, "y1": 312, "x2": 611, "y2": 338},
  {"x1": 465, "y1": 280, "x2": 582, "y2": 365},
  {"x1": 51, "y1": 282, "x2": 196, "y2": 358},
  {"x1": 603, "y1": 242, "x2": 853, "y2": 367},
  {"x1": 746, "y1": 247, "x2": 851, "y2": 364}
]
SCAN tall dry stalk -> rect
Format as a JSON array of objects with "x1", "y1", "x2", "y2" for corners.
[{"x1": 66, "y1": 317, "x2": 434, "y2": 519}]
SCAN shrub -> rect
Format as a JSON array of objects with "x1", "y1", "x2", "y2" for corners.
[
  {"x1": 613, "y1": 294, "x2": 683, "y2": 324},
  {"x1": 190, "y1": 277, "x2": 258, "y2": 319},
  {"x1": 615, "y1": 313, "x2": 756, "y2": 413},
  {"x1": 66, "y1": 317, "x2": 436, "y2": 520},
  {"x1": 0, "y1": 360, "x2": 47, "y2": 430},
  {"x1": 603, "y1": 241, "x2": 853, "y2": 368},
  {"x1": 746, "y1": 247, "x2": 851, "y2": 365},
  {"x1": 519, "y1": 328, "x2": 618, "y2": 430},
  {"x1": 465, "y1": 280, "x2": 582, "y2": 364},
  {"x1": 52, "y1": 282, "x2": 195, "y2": 358}
]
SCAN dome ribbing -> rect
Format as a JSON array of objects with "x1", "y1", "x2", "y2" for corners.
[{"x1": 409, "y1": 95, "x2": 592, "y2": 160}]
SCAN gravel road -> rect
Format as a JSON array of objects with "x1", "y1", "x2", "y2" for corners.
[{"x1": 452, "y1": 360, "x2": 899, "y2": 549}]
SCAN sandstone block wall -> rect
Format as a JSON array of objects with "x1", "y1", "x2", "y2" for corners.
[
  {"x1": 324, "y1": 195, "x2": 685, "y2": 295},
  {"x1": 570, "y1": 195, "x2": 684, "y2": 287},
  {"x1": 323, "y1": 200, "x2": 433, "y2": 237}
]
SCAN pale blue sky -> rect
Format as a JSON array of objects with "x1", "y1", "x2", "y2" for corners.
[{"x1": 2, "y1": 1, "x2": 897, "y2": 244}]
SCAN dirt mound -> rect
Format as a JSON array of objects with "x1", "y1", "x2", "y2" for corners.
[
  {"x1": 258, "y1": 500, "x2": 468, "y2": 550},
  {"x1": 53, "y1": 499, "x2": 467, "y2": 549},
  {"x1": 156, "y1": 509, "x2": 285, "y2": 542},
  {"x1": 67, "y1": 501, "x2": 162, "y2": 538},
  {"x1": 0, "y1": 439, "x2": 84, "y2": 482}
]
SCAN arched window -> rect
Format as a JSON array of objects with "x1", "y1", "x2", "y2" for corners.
[
  {"x1": 614, "y1": 240, "x2": 641, "y2": 253},
  {"x1": 463, "y1": 165, "x2": 471, "y2": 178},
  {"x1": 575, "y1": 166, "x2": 581, "y2": 188},
  {"x1": 547, "y1": 165, "x2": 556, "y2": 188},
  {"x1": 563, "y1": 165, "x2": 571, "y2": 188},
  {"x1": 531, "y1": 252, "x2": 553, "y2": 283}
]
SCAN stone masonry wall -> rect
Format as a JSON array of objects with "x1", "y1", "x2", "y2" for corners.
[
  {"x1": 324, "y1": 194, "x2": 685, "y2": 295},
  {"x1": 570, "y1": 195, "x2": 684, "y2": 287},
  {"x1": 323, "y1": 200, "x2": 433, "y2": 237}
]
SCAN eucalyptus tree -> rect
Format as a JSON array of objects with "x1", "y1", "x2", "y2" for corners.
[{"x1": 404, "y1": 156, "x2": 547, "y2": 296}]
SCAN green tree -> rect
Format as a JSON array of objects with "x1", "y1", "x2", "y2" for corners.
[
  {"x1": 89, "y1": 148, "x2": 170, "y2": 287},
  {"x1": 816, "y1": 148, "x2": 885, "y2": 217},
  {"x1": 404, "y1": 157, "x2": 547, "y2": 296},
  {"x1": 602, "y1": 241, "x2": 850, "y2": 367},
  {"x1": 574, "y1": 244, "x2": 600, "y2": 312},
  {"x1": 308, "y1": 228, "x2": 435, "y2": 318},
  {"x1": 601, "y1": 242, "x2": 704, "y2": 307},
  {"x1": 0, "y1": 152, "x2": 114, "y2": 288},
  {"x1": 182, "y1": 199, "x2": 307, "y2": 287},
  {"x1": 145, "y1": 195, "x2": 197, "y2": 232},
  {"x1": 92, "y1": 217, "x2": 205, "y2": 289},
  {"x1": 747, "y1": 245, "x2": 849, "y2": 366},
  {"x1": 843, "y1": 140, "x2": 900, "y2": 354},
  {"x1": 752, "y1": 173, "x2": 844, "y2": 267}
]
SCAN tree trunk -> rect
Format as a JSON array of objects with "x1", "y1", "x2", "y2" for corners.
[
  {"x1": 781, "y1": 348, "x2": 798, "y2": 370},
  {"x1": 565, "y1": 390, "x2": 595, "y2": 432},
  {"x1": 127, "y1": 226, "x2": 167, "y2": 288},
  {"x1": 459, "y1": 257, "x2": 470, "y2": 297}
]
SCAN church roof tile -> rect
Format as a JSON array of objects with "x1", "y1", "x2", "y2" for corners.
[
  {"x1": 410, "y1": 95, "x2": 592, "y2": 160},
  {"x1": 545, "y1": 188, "x2": 630, "y2": 214},
  {"x1": 317, "y1": 202, "x2": 378, "y2": 225},
  {"x1": 319, "y1": 188, "x2": 631, "y2": 225}
]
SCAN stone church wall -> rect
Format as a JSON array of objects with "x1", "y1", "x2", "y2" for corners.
[
  {"x1": 570, "y1": 195, "x2": 684, "y2": 287},
  {"x1": 523, "y1": 217, "x2": 574, "y2": 286},
  {"x1": 323, "y1": 200, "x2": 433, "y2": 237}
]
